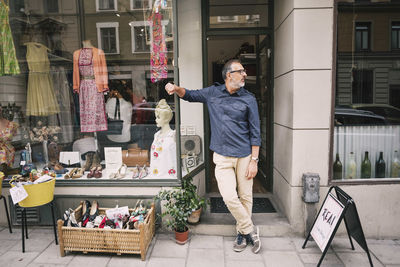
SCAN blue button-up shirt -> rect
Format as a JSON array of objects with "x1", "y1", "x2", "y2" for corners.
[{"x1": 182, "y1": 83, "x2": 261, "y2": 158}]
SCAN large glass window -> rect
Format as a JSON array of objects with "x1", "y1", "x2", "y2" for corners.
[
  {"x1": 1, "y1": 0, "x2": 179, "y2": 183},
  {"x1": 333, "y1": 1, "x2": 400, "y2": 181}
]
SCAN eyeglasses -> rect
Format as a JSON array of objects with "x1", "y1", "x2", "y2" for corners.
[{"x1": 229, "y1": 69, "x2": 246, "y2": 75}]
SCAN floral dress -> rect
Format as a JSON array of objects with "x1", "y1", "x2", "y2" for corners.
[
  {"x1": 149, "y1": 130, "x2": 177, "y2": 178},
  {"x1": 0, "y1": 121, "x2": 18, "y2": 167},
  {"x1": 0, "y1": 0, "x2": 20, "y2": 76},
  {"x1": 78, "y1": 48, "x2": 107, "y2": 132}
]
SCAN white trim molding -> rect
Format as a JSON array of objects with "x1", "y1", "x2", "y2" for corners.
[{"x1": 96, "y1": 22, "x2": 120, "y2": 54}]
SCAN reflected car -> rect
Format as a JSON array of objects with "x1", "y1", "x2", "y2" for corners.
[
  {"x1": 334, "y1": 107, "x2": 387, "y2": 126},
  {"x1": 349, "y1": 104, "x2": 400, "y2": 124}
]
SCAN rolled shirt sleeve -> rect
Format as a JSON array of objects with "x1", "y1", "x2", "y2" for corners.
[{"x1": 248, "y1": 97, "x2": 261, "y2": 146}]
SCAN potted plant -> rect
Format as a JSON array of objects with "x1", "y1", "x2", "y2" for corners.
[
  {"x1": 183, "y1": 175, "x2": 207, "y2": 224},
  {"x1": 154, "y1": 186, "x2": 194, "y2": 244}
]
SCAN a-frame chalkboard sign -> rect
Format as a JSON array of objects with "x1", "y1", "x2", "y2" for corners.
[{"x1": 302, "y1": 186, "x2": 374, "y2": 267}]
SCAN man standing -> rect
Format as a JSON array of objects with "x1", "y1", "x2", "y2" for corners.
[{"x1": 165, "y1": 59, "x2": 261, "y2": 253}]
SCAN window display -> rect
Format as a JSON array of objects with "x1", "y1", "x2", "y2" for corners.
[
  {"x1": 333, "y1": 1, "x2": 400, "y2": 181},
  {"x1": 0, "y1": 0, "x2": 180, "y2": 182}
]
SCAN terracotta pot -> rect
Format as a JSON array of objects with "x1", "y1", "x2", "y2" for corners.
[
  {"x1": 188, "y1": 207, "x2": 202, "y2": 224},
  {"x1": 175, "y1": 228, "x2": 189, "y2": 245}
]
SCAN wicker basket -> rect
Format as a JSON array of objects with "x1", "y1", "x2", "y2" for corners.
[{"x1": 57, "y1": 202, "x2": 155, "y2": 260}]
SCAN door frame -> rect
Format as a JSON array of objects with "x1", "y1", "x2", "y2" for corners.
[{"x1": 201, "y1": 0, "x2": 275, "y2": 193}]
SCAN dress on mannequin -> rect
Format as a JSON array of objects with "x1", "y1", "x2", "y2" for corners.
[
  {"x1": 25, "y1": 42, "x2": 60, "y2": 116},
  {"x1": 149, "y1": 99, "x2": 176, "y2": 178},
  {"x1": 73, "y1": 40, "x2": 108, "y2": 132},
  {"x1": 106, "y1": 96, "x2": 132, "y2": 143},
  {"x1": 0, "y1": 0, "x2": 20, "y2": 76}
]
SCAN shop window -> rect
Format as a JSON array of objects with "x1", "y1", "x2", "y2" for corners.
[
  {"x1": 392, "y1": 22, "x2": 400, "y2": 50},
  {"x1": 1, "y1": 0, "x2": 180, "y2": 185},
  {"x1": 355, "y1": 22, "x2": 371, "y2": 51},
  {"x1": 334, "y1": 1, "x2": 400, "y2": 181},
  {"x1": 96, "y1": 22, "x2": 120, "y2": 54},
  {"x1": 96, "y1": 0, "x2": 118, "y2": 12},
  {"x1": 131, "y1": 0, "x2": 152, "y2": 10}
]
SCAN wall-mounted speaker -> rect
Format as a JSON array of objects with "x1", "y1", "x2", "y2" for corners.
[{"x1": 181, "y1": 135, "x2": 201, "y2": 155}]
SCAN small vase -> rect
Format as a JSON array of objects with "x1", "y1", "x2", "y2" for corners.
[
  {"x1": 188, "y1": 207, "x2": 202, "y2": 224},
  {"x1": 175, "y1": 228, "x2": 189, "y2": 245},
  {"x1": 42, "y1": 140, "x2": 49, "y2": 165}
]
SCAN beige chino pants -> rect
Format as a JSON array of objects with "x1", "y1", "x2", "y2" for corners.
[{"x1": 213, "y1": 152, "x2": 254, "y2": 235}]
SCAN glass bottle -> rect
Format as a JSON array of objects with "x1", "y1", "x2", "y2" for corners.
[
  {"x1": 391, "y1": 150, "x2": 400, "y2": 178},
  {"x1": 333, "y1": 153, "x2": 342, "y2": 180},
  {"x1": 346, "y1": 152, "x2": 357, "y2": 179},
  {"x1": 361, "y1": 151, "x2": 371, "y2": 179},
  {"x1": 375, "y1": 151, "x2": 386, "y2": 178}
]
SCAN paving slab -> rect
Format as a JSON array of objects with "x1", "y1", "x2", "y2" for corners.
[
  {"x1": 107, "y1": 255, "x2": 147, "y2": 267},
  {"x1": 368, "y1": 243, "x2": 400, "y2": 265},
  {"x1": 330, "y1": 238, "x2": 364, "y2": 253},
  {"x1": 146, "y1": 257, "x2": 186, "y2": 267},
  {"x1": 262, "y1": 251, "x2": 304, "y2": 267},
  {"x1": 224, "y1": 237, "x2": 263, "y2": 261},
  {"x1": 150, "y1": 238, "x2": 188, "y2": 258},
  {"x1": 226, "y1": 260, "x2": 265, "y2": 267},
  {"x1": 27, "y1": 263, "x2": 67, "y2": 267},
  {"x1": 9, "y1": 235, "x2": 53, "y2": 252},
  {"x1": 187, "y1": 248, "x2": 225, "y2": 267},
  {"x1": 260, "y1": 237, "x2": 295, "y2": 251},
  {"x1": 0, "y1": 239, "x2": 19, "y2": 255},
  {"x1": 31, "y1": 242, "x2": 73, "y2": 265},
  {"x1": 0, "y1": 227, "x2": 33, "y2": 241},
  {"x1": 189, "y1": 234, "x2": 223, "y2": 249},
  {"x1": 292, "y1": 237, "x2": 334, "y2": 254},
  {"x1": 66, "y1": 254, "x2": 111, "y2": 267},
  {"x1": 336, "y1": 252, "x2": 384, "y2": 267},
  {"x1": 0, "y1": 250, "x2": 40, "y2": 267},
  {"x1": 299, "y1": 252, "x2": 344, "y2": 266}
]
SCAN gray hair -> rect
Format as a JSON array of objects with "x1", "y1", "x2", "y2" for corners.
[{"x1": 222, "y1": 59, "x2": 241, "y2": 81}]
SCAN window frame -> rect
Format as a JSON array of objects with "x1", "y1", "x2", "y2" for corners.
[
  {"x1": 391, "y1": 21, "x2": 400, "y2": 50},
  {"x1": 130, "y1": 0, "x2": 152, "y2": 10},
  {"x1": 96, "y1": 22, "x2": 120, "y2": 55},
  {"x1": 96, "y1": 0, "x2": 118, "y2": 12},
  {"x1": 129, "y1": 20, "x2": 170, "y2": 54},
  {"x1": 355, "y1": 21, "x2": 371, "y2": 52}
]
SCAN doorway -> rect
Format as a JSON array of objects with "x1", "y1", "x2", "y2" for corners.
[{"x1": 205, "y1": 34, "x2": 273, "y2": 194}]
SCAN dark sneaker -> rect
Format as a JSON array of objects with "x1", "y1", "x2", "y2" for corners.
[
  {"x1": 233, "y1": 233, "x2": 247, "y2": 252},
  {"x1": 246, "y1": 226, "x2": 261, "y2": 254}
]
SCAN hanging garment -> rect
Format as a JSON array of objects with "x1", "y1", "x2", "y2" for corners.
[
  {"x1": 76, "y1": 48, "x2": 107, "y2": 132},
  {"x1": 0, "y1": 121, "x2": 18, "y2": 167},
  {"x1": 0, "y1": 0, "x2": 20, "y2": 76},
  {"x1": 25, "y1": 42, "x2": 60, "y2": 116},
  {"x1": 149, "y1": 129, "x2": 177, "y2": 178},
  {"x1": 50, "y1": 66, "x2": 74, "y2": 143},
  {"x1": 149, "y1": 12, "x2": 167, "y2": 83}
]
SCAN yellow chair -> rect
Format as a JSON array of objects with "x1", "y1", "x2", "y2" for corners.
[
  {"x1": 0, "y1": 172, "x2": 12, "y2": 233},
  {"x1": 10, "y1": 177, "x2": 58, "y2": 252}
]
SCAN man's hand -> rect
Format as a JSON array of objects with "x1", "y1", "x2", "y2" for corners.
[
  {"x1": 165, "y1": 82, "x2": 176, "y2": 95},
  {"x1": 245, "y1": 160, "x2": 258, "y2": 180}
]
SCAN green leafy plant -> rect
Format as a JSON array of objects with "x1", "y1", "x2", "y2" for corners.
[{"x1": 154, "y1": 175, "x2": 208, "y2": 233}]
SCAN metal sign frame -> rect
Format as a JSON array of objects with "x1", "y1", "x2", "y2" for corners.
[{"x1": 302, "y1": 186, "x2": 374, "y2": 267}]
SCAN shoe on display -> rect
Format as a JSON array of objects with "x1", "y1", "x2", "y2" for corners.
[
  {"x1": 132, "y1": 165, "x2": 140, "y2": 179},
  {"x1": 233, "y1": 233, "x2": 247, "y2": 252}
]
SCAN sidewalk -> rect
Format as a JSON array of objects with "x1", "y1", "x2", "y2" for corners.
[{"x1": 0, "y1": 226, "x2": 399, "y2": 267}]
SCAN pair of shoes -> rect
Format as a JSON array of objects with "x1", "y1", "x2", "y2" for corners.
[
  {"x1": 109, "y1": 164, "x2": 127, "y2": 179},
  {"x1": 63, "y1": 208, "x2": 79, "y2": 227},
  {"x1": 131, "y1": 165, "x2": 149, "y2": 179},
  {"x1": 245, "y1": 226, "x2": 261, "y2": 254},
  {"x1": 89, "y1": 200, "x2": 99, "y2": 221},
  {"x1": 72, "y1": 168, "x2": 85, "y2": 179},
  {"x1": 87, "y1": 166, "x2": 102, "y2": 178},
  {"x1": 64, "y1": 168, "x2": 78, "y2": 179}
]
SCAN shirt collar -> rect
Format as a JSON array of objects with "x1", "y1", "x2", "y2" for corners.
[{"x1": 221, "y1": 84, "x2": 245, "y2": 96}]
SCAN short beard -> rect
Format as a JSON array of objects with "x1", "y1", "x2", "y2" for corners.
[{"x1": 228, "y1": 79, "x2": 245, "y2": 90}]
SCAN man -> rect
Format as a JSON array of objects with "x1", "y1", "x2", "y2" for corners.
[{"x1": 165, "y1": 59, "x2": 261, "y2": 253}]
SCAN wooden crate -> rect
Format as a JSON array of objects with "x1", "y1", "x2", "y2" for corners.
[{"x1": 57, "y1": 202, "x2": 155, "y2": 260}]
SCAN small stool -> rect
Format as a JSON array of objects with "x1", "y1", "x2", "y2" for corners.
[{"x1": 11, "y1": 178, "x2": 58, "y2": 252}]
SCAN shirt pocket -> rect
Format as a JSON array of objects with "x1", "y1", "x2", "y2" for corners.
[{"x1": 231, "y1": 102, "x2": 247, "y2": 121}]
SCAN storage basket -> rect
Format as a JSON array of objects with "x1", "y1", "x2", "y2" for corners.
[
  {"x1": 57, "y1": 202, "x2": 155, "y2": 261},
  {"x1": 10, "y1": 178, "x2": 55, "y2": 207}
]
